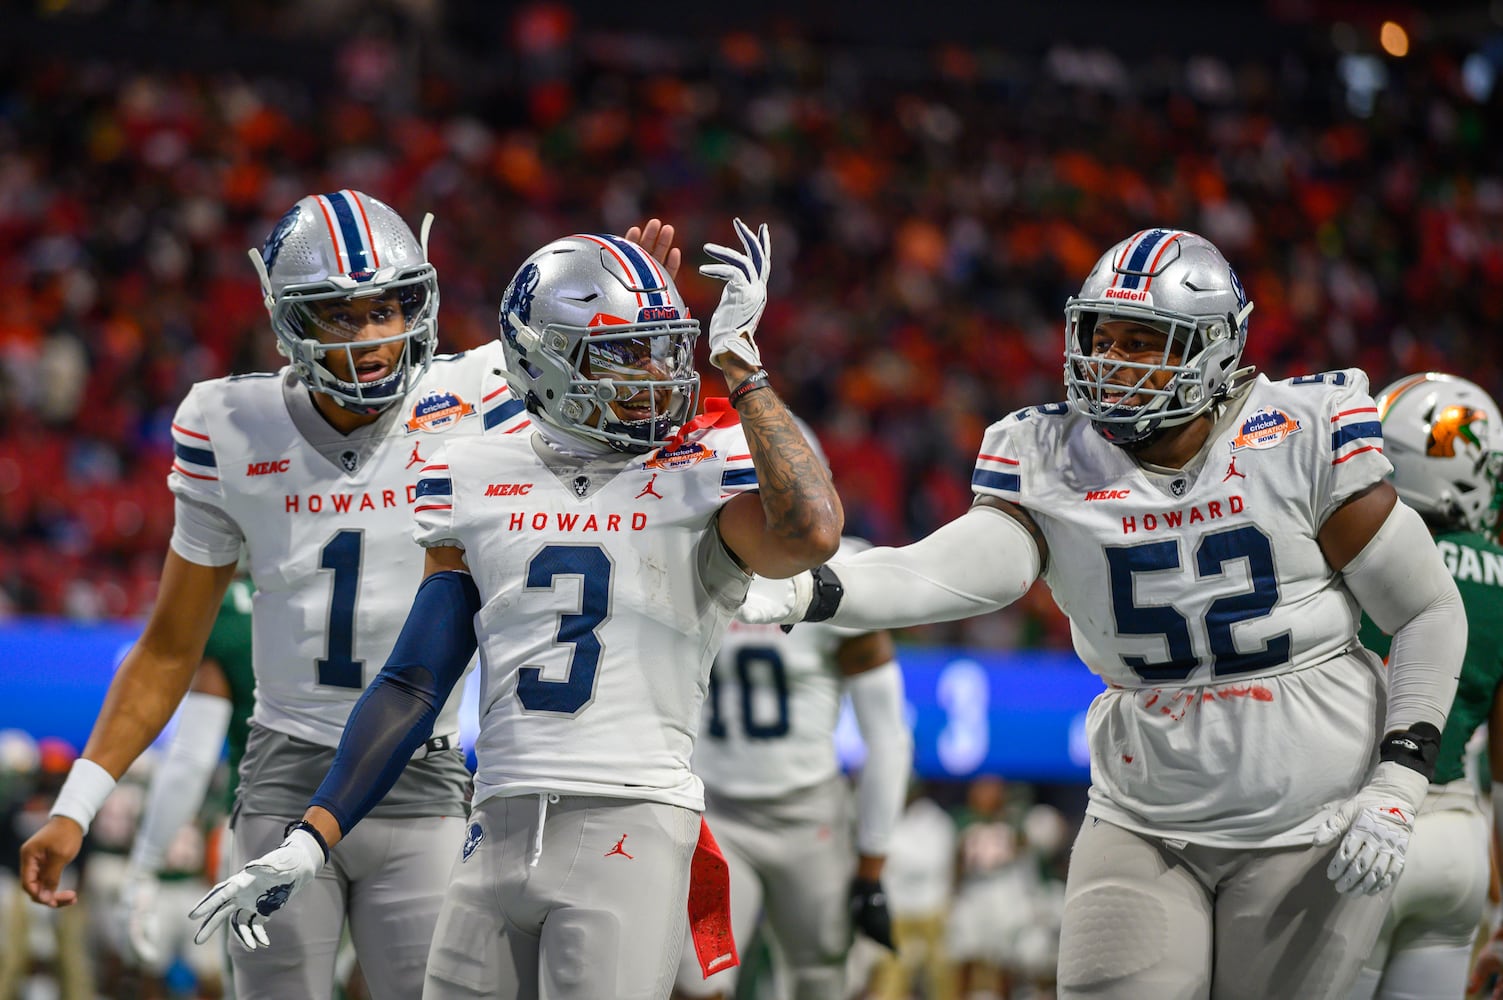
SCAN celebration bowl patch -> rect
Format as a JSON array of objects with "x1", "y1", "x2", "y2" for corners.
[
  {"x1": 646, "y1": 441, "x2": 715, "y2": 471},
  {"x1": 405, "y1": 390, "x2": 476, "y2": 433},
  {"x1": 1230, "y1": 407, "x2": 1301, "y2": 451}
]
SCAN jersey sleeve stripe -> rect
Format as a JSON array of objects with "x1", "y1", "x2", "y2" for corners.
[
  {"x1": 721, "y1": 468, "x2": 758, "y2": 488},
  {"x1": 726, "y1": 453, "x2": 752, "y2": 462},
  {"x1": 1331, "y1": 406, "x2": 1378, "y2": 422},
  {"x1": 171, "y1": 462, "x2": 218, "y2": 482},
  {"x1": 174, "y1": 441, "x2": 217, "y2": 468},
  {"x1": 415, "y1": 477, "x2": 453, "y2": 500},
  {"x1": 505, "y1": 420, "x2": 532, "y2": 434},
  {"x1": 171, "y1": 422, "x2": 210, "y2": 441},
  {"x1": 414, "y1": 503, "x2": 453, "y2": 514},
  {"x1": 482, "y1": 386, "x2": 509, "y2": 403},
  {"x1": 1330, "y1": 421, "x2": 1383, "y2": 452},
  {"x1": 976, "y1": 453, "x2": 1020, "y2": 466},
  {"x1": 483, "y1": 397, "x2": 528, "y2": 430},
  {"x1": 972, "y1": 469, "x2": 1021, "y2": 492},
  {"x1": 1333, "y1": 445, "x2": 1383, "y2": 465}
]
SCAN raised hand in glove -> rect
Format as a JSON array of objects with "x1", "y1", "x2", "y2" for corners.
[
  {"x1": 849, "y1": 876, "x2": 895, "y2": 951},
  {"x1": 1312, "y1": 761, "x2": 1428, "y2": 895},
  {"x1": 189, "y1": 824, "x2": 327, "y2": 950},
  {"x1": 700, "y1": 218, "x2": 771, "y2": 371}
]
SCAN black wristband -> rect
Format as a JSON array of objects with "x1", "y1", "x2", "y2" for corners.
[
  {"x1": 283, "y1": 818, "x2": 332, "y2": 863},
  {"x1": 1379, "y1": 722, "x2": 1442, "y2": 780},
  {"x1": 728, "y1": 370, "x2": 771, "y2": 407},
  {"x1": 804, "y1": 564, "x2": 845, "y2": 623}
]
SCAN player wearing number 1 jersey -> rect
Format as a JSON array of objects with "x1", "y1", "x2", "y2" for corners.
[
  {"x1": 741, "y1": 230, "x2": 1467, "y2": 998},
  {"x1": 18, "y1": 191, "x2": 680, "y2": 1000}
]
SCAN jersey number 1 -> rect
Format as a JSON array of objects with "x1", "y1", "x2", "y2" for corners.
[{"x1": 316, "y1": 529, "x2": 365, "y2": 689}]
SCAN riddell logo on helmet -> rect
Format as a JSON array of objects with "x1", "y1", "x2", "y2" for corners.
[{"x1": 1103, "y1": 287, "x2": 1152, "y2": 303}]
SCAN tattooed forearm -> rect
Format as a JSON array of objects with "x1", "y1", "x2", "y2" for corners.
[{"x1": 736, "y1": 387, "x2": 843, "y2": 559}]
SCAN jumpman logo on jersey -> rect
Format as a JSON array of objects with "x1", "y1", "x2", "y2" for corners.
[
  {"x1": 406, "y1": 443, "x2": 426, "y2": 470},
  {"x1": 635, "y1": 474, "x2": 663, "y2": 500},
  {"x1": 1223, "y1": 455, "x2": 1247, "y2": 482},
  {"x1": 604, "y1": 834, "x2": 634, "y2": 859}
]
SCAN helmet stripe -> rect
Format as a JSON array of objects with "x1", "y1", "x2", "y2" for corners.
[
  {"x1": 346, "y1": 190, "x2": 382, "y2": 268},
  {"x1": 324, "y1": 191, "x2": 375, "y2": 276},
  {"x1": 1376, "y1": 373, "x2": 1433, "y2": 420},
  {"x1": 1118, "y1": 229, "x2": 1174, "y2": 290},
  {"x1": 1141, "y1": 232, "x2": 1187, "y2": 292},
  {"x1": 313, "y1": 195, "x2": 351, "y2": 273},
  {"x1": 595, "y1": 233, "x2": 667, "y2": 307},
  {"x1": 576, "y1": 234, "x2": 646, "y2": 309},
  {"x1": 1109, "y1": 230, "x2": 1149, "y2": 288}
]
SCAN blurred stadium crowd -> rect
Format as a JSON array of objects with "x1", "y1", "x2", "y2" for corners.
[{"x1": 2, "y1": 1, "x2": 1501, "y2": 641}]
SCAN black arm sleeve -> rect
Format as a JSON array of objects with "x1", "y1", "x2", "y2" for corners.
[{"x1": 307, "y1": 570, "x2": 482, "y2": 834}]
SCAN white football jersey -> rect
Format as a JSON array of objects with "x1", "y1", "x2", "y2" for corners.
[
  {"x1": 168, "y1": 341, "x2": 530, "y2": 748},
  {"x1": 413, "y1": 421, "x2": 758, "y2": 811},
  {"x1": 691, "y1": 539, "x2": 873, "y2": 800},
  {"x1": 972, "y1": 370, "x2": 1394, "y2": 846}
]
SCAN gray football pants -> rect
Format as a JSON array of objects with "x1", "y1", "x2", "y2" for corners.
[
  {"x1": 424, "y1": 793, "x2": 700, "y2": 1000},
  {"x1": 230, "y1": 811, "x2": 464, "y2": 1000},
  {"x1": 674, "y1": 777, "x2": 856, "y2": 1000},
  {"x1": 1056, "y1": 816, "x2": 1390, "y2": 1000}
]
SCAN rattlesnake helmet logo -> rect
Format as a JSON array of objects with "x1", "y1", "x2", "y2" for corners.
[{"x1": 1426, "y1": 404, "x2": 1488, "y2": 459}]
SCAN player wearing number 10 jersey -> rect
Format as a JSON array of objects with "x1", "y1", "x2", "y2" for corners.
[{"x1": 744, "y1": 230, "x2": 1467, "y2": 998}]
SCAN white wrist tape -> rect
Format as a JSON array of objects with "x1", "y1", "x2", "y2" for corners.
[
  {"x1": 49, "y1": 757, "x2": 117, "y2": 833},
  {"x1": 847, "y1": 661, "x2": 912, "y2": 856}
]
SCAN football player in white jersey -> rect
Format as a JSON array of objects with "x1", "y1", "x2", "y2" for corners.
[
  {"x1": 18, "y1": 189, "x2": 680, "y2": 1000},
  {"x1": 670, "y1": 529, "x2": 911, "y2": 1000},
  {"x1": 738, "y1": 229, "x2": 1467, "y2": 998},
  {"x1": 191, "y1": 218, "x2": 842, "y2": 999}
]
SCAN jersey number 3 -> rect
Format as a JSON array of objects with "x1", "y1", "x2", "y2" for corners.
[
  {"x1": 518, "y1": 544, "x2": 613, "y2": 715},
  {"x1": 1105, "y1": 524, "x2": 1290, "y2": 682}
]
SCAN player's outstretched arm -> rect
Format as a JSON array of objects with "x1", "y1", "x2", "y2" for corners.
[
  {"x1": 703, "y1": 219, "x2": 842, "y2": 577},
  {"x1": 189, "y1": 545, "x2": 479, "y2": 950},
  {"x1": 20, "y1": 551, "x2": 236, "y2": 907},
  {"x1": 737, "y1": 497, "x2": 1044, "y2": 631},
  {"x1": 1315, "y1": 481, "x2": 1465, "y2": 895}
]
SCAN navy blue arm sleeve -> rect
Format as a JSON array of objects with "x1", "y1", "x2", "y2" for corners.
[{"x1": 307, "y1": 569, "x2": 481, "y2": 835}]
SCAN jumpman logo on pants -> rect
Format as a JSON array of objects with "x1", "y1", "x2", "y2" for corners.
[{"x1": 605, "y1": 834, "x2": 634, "y2": 859}]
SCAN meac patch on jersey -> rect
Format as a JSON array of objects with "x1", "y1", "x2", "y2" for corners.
[
  {"x1": 165, "y1": 342, "x2": 530, "y2": 748},
  {"x1": 970, "y1": 370, "x2": 1390, "y2": 689},
  {"x1": 412, "y1": 421, "x2": 758, "y2": 812}
]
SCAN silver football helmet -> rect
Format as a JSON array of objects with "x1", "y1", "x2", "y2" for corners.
[
  {"x1": 249, "y1": 190, "x2": 439, "y2": 413},
  {"x1": 1377, "y1": 372, "x2": 1503, "y2": 533},
  {"x1": 1064, "y1": 229, "x2": 1254, "y2": 446},
  {"x1": 498, "y1": 234, "x2": 700, "y2": 452}
]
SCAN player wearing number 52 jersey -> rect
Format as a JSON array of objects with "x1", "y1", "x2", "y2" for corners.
[
  {"x1": 20, "y1": 188, "x2": 682, "y2": 1000},
  {"x1": 745, "y1": 230, "x2": 1467, "y2": 998},
  {"x1": 194, "y1": 219, "x2": 842, "y2": 999}
]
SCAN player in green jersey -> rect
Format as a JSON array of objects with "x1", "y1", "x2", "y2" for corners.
[
  {"x1": 1353, "y1": 373, "x2": 1503, "y2": 1000},
  {"x1": 115, "y1": 576, "x2": 255, "y2": 988}
]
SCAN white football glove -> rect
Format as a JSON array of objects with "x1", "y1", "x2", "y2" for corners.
[
  {"x1": 1313, "y1": 761, "x2": 1428, "y2": 895},
  {"x1": 700, "y1": 218, "x2": 771, "y2": 371},
  {"x1": 189, "y1": 827, "x2": 325, "y2": 950},
  {"x1": 736, "y1": 571, "x2": 813, "y2": 626},
  {"x1": 116, "y1": 868, "x2": 163, "y2": 966}
]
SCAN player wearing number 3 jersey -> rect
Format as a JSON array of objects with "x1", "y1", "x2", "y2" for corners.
[
  {"x1": 744, "y1": 230, "x2": 1466, "y2": 999},
  {"x1": 193, "y1": 219, "x2": 841, "y2": 999},
  {"x1": 18, "y1": 191, "x2": 683, "y2": 1000}
]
